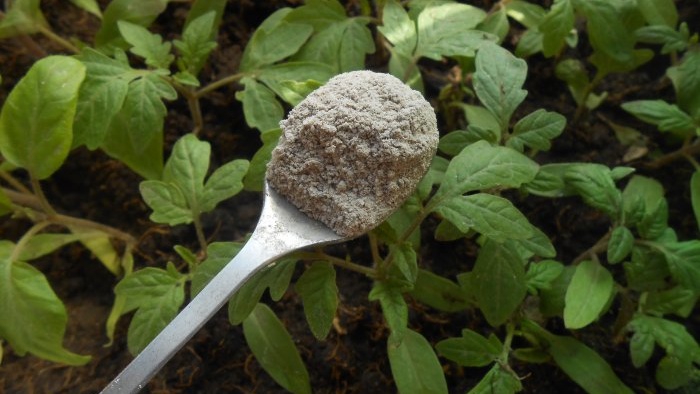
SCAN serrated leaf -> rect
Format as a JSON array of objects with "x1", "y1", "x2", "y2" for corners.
[
  {"x1": 390, "y1": 243, "x2": 418, "y2": 284},
  {"x1": 0, "y1": 241, "x2": 91, "y2": 365},
  {"x1": 379, "y1": 0, "x2": 417, "y2": 55},
  {"x1": 369, "y1": 282, "x2": 408, "y2": 338},
  {"x1": 436, "y1": 329, "x2": 501, "y2": 367},
  {"x1": 635, "y1": 25, "x2": 688, "y2": 54},
  {"x1": 522, "y1": 321, "x2": 634, "y2": 394},
  {"x1": 283, "y1": 0, "x2": 346, "y2": 30},
  {"x1": 478, "y1": 7, "x2": 509, "y2": 43},
  {"x1": 622, "y1": 175, "x2": 665, "y2": 223},
  {"x1": 70, "y1": 224, "x2": 124, "y2": 276},
  {"x1": 508, "y1": 109, "x2": 566, "y2": 152},
  {"x1": 415, "y1": 3, "x2": 491, "y2": 60},
  {"x1": 236, "y1": 77, "x2": 284, "y2": 132},
  {"x1": 174, "y1": 11, "x2": 218, "y2": 74},
  {"x1": 539, "y1": 265, "x2": 574, "y2": 317},
  {"x1": 115, "y1": 267, "x2": 185, "y2": 354},
  {"x1": 240, "y1": 18, "x2": 313, "y2": 71},
  {"x1": 658, "y1": 241, "x2": 700, "y2": 291},
  {"x1": 638, "y1": 198, "x2": 669, "y2": 239},
  {"x1": 621, "y1": 100, "x2": 695, "y2": 135},
  {"x1": 565, "y1": 165, "x2": 621, "y2": 218},
  {"x1": 70, "y1": 0, "x2": 102, "y2": 18},
  {"x1": 564, "y1": 260, "x2": 615, "y2": 329},
  {"x1": 409, "y1": 269, "x2": 471, "y2": 312},
  {"x1": 473, "y1": 43, "x2": 528, "y2": 130},
  {"x1": 526, "y1": 260, "x2": 564, "y2": 293},
  {"x1": 296, "y1": 262, "x2": 338, "y2": 340},
  {"x1": 432, "y1": 140, "x2": 538, "y2": 202},
  {"x1": 607, "y1": 226, "x2": 634, "y2": 264},
  {"x1": 95, "y1": 0, "x2": 169, "y2": 50},
  {"x1": 162, "y1": 133, "x2": 208, "y2": 200},
  {"x1": 388, "y1": 46, "x2": 424, "y2": 92},
  {"x1": 118, "y1": 21, "x2": 174, "y2": 69},
  {"x1": 0, "y1": 0, "x2": 48, "y2": 38},
  {"x1": 512, "y1": 225, "x2": 556, "y2": 258},
  {"x1": 473, "y1": 240, "x2": 527, "y2": 327},
  {"x1": 643, "y1": 286, "x2": 697, "y2": 317},
  {"x1": 140, "y1": 180, "x2": 192, "y2": 225},
  {"x1": 256, "y1": 62, "x2": 334, "y2": 104},
  {"x1": 243, "y1": 304, "x2": 311, "y2": 394},
  {"x1": 200, "y1": 159, "x2": 249, "y2": 212},
  {"x1": 578, "y1": 0, "x2": 636, "y2": 70},
  {"x1": 468, "y1": 364, "x2": 522, "y2": 394},
  {"x1": 293, "y1": 18, "x2": 374, "y2": 73},
  {"x1": 229, "y1": 259, "x2": 297, "y2": 325},
  {"x1": 539, "y1": 0, "x2": 574, "y2": 57},
  {"x1": 435, "y1": 193, "x2": 533, "y2": 242},
  {"x1": 624, "y1": 246, "x2": 670, "y2": 291},
  {"x1": 388, "y1": 329, "x2": 448, "y2": 394},
  {"x1": 0, "y1": 56, "x2": 85, "y2": 180},
  {"x1": 184, "y1": 0, "x2": 226, "y2": 41},
  {"x1": 656, "y1": 355, "x2": 693, "y2": 390}
]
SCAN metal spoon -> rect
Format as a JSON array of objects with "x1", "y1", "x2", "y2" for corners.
[{"x1": 101, "y1": 183, "x2": 350, "y2": 393}]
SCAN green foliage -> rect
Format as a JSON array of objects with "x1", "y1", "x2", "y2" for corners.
[
  {"x1": 563, "y1": 260, "x2": 614, "y2": 329},
  {"x1": 388, "y1": 329, "x2": 448, "y2": 394},
  {"x1": 296, "y1": 262, "x2": 338, "y2": 340},
  {"x1": 0, "y1": 56, "x2": 85, "y2": 179},
  {"x1": 243, "y1": 304, "x2": 311, "y2": 394},
  {"x1": 0, "y1": 0, "x2": 47, "y2": 39}
]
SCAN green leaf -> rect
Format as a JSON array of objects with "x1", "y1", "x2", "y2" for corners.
[
  {"x1": 621, "y1": 100, "x2": 695, "y2": 135},
  {"x1": 0, "y1": 188, "x2": 11, "y2": 217},
  {"x1": 523, "y1": 320, "x2": 634, "y2": 394},
  {"x1": 435, "y1": 193, "x2": 533, "y2": 242},
  {"x1": 68, "y1": 225, "x2": 123, "y2": 275},
  {"x1": 174, "y1": 11, "x2": 218, "y2": 74},
  {"x1": 184, "y1": 0, "x2": 226, "y2": 41},
  {"x1": 473, "y1": 43, "x2": 528, "y2": 130},
  {"x1": 565, "y1": 165, "x2": 621, "y2": 218},
  {"x1": 256, "y1": 62, "x2": 334, "y2": 105},
  {"x1": 478, "y1": 7, "x2": 509, "y2": 43},
  {"x1": 191, "y1": 242, "x2": 242, "y2": 297},
  {"x1": 539, "y1": 0, "x2": 574, "y2": 57},
  {"x1": 378, "y1": 0, "x2": 417, "y2": 55},
  {"x1": 436, "y1": 329, "x2": 501, "y2": 367},
  {"x1": 564, "y1": 260, "x2": 615, "y2": 329},
  {"x1": 692, "y1": 171, "x2": 700, "y2": 231},
  {"x1": 162, "y1": 134, "x2": 208, "y2": 202},
  {"x1": 635, "y1": 25, "x2": 688, "y2": 54},
  {"x1": 118, "y1": 21, "x2": 174, "y2": 69},
  {"x1": 526, "y1": 260, "x2": 565, "y2": 293},
  {"x1": 637, "y1": 0, "x2": 678, "y2": 27},
  {"x1": 16, "y1": 233, "x2": 84, "y2": 261},
  {"x1": 229, "y1": 259, "x2": 297, "y2": 325},
  {"x1": 95, "y1": 0, "x2": 169, "y2": 50},
  {"x1": 388, "y1": 329, "x2": 448, "y2": 394},
  {"x1": 473, "y1": 240, "x2": 527, "y2": 327},
  {"x1": 432, "y1": 140, "x2": 538, "y2": 202},
  {"x1": 283, "y1": 0, "x2": 346, "y2": 30},
  {"x1": 539, "y1": 265, "x2": 574, "y2": 317},
  {"x1": 296, "y1": 262, "x2": 338, "y2": 340},
  {"x1": 627, "y1": 314, "x2": 700, "y2": 390},
  {"x1": 667, "y1": 50, "x2": 700, "y2": 119},
  {"x1": 607, "y1": 226, "x2": 634, "y2": 264},
  {"x1": 390, "y1": 243, "x2": 418, "y2": 284},
  {"x1": 643, "y1": 286, "x2": 697, "y2": 317},
  {"x1": 578, "y1": 0, "x2": 636, "y2": 71},
  {"x1": 624, "y1": 246, "x2": 670, "y2": 292},
  {"x1": 508, "y1": 109, "x2": 566, "y2": 152},
  {"x1": 415, "y1": 3, "x2": 491, "y2": 60},
  {"x1": 70, "y1": 0, "x2": 102, "y2": 18},
  {"x1": 140, "y1": 180, "x2": 192, "y2": 225},
  {"x1": 236, "y1": 77, "x2": 284, "y2": 132},
  {"x1": 369, "y1": 282, "x2": 408, "y2": 338},
  {"x1": 0, "y1": 241, "x2": 91, "y2": 365},
  {"x1": 114, "y1": 267, "x2": 185, "y2": 354},
  {"x1": 658, "y1": 241, "x2": 700, "y2": 291},
  {"x1": 622, "y1": 175, "x2": 665, "y2": 223},
  {"x1": 243, "y1": 303, "x2": 311, "y2": 394},
  {"x1": 73, "y1": 49, "x2": 135, "y2": 149},
  {"x1": 0, "y1": 0, "x2": 48, "y2": 38},
  {"x1": 200, "y1": 159, "x2": 249, "y2": 212},
  {"x1": 0, "y1": 56, "x2": 85, "y2": 180},
  {"x1": 240, "y1": 16, "x2": 313, "y2": 71},
  {"x1": 505, "y1": 0, "x2": 546, "y2": 29},
  {"x1": 512, "y1": 226, "x2": 556, "y2": 258},
  {"x1": 244, "y1": 128, "x2": 281, "y2": 191},
  {"x1": 467, "y1": 364, "x2": 523, "y2": 394},
  {"x1": 409, "y1": 269, "x2": 471, "y2": 312},
  {"x1": 388, "y1": 46, "x2": 424, "y2": 92}
]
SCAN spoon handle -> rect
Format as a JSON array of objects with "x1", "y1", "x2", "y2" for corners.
[{"x1": 100, "y1": 236, "x2": 274, "y2": 394}]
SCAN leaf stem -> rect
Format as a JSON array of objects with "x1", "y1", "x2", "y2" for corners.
[
  {"x1": 171, "y1": 82, "x2": 204, "y2": 135},
  {"x1": 297, "y1": 251, "x2": 377, "y2": 278},
  {"x1": 571, "y1": 229, "x2": 612, "y2": 265},
  {"x1": 30, "y1": 175, "x2": 57, "y2": 216},
  {"x1": 0, "y1": 169, "x2": 32, "y2": 194},
  {"x1": 9, "y1": 221, "x2": 52, "y2": 262},
  {"x1": 645, "y1": 139, "x2": 700, "y2": 169},
  {"x1": 368, "y1": 231, "x2": 382, "y2": 267},
  {"x1": 192, "y1": 214, "x2": 208, "y2": 258},
  {"x1": 36, "y1": 24, "x2": 80, "y2": 54},
  {"x1": 380, "y1": 206, "x2": 429, "y2": 276},
  {"x1": 572, "y1": 71, "x2": 606, "y2": 124},
  {"x1": 195, "y1": 72, "x2": 246, "y2": 98}
]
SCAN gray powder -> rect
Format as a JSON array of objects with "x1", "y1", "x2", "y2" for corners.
[{"x1": 266, "y1": 71, "x2": 438, "y2": 237}]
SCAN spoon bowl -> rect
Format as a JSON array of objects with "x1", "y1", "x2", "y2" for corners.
[{"x1": 101, "y1": 182, "x2": 350, "y2": 393}]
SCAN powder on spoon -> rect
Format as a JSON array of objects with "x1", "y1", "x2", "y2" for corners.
[{"x1": 266, "y1": 70, "x2": 439, "y2": 237}]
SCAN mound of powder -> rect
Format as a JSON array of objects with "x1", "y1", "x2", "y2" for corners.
[{"x1": 266, "y1": 70, "x2": 439, "y2": 237}]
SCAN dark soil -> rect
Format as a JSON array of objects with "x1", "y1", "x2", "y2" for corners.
[{"x1": 1, "y1": 1, "x2": 699, "y2": 393}]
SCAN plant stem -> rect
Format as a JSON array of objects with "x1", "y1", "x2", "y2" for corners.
[
  {"x1": 9, "y1": 221, "x2": 51, "y2": 262},
  {"x1": 572, "y1": 230, "x2": 612, "y2": 265},
  {"x1": 297, "y1": 251, "x2": 377, "y2": 278},
  {"x1": 172, "y1": 82, "x2": 205, "y2": 135},
  {"x1": 36, "y1": 25, "x2": 80, "y2": 54},
  {"x1": 195, "y1": 72, "x2": 246, "y2": 98},
  {"x1": 0, "y1": 169, "x2": 32, "y2": 194},
  {"x1": 573, "y1": 72, "x2": 606, "y2": 124},
  {"x1": 30, "y1": 175, "x2": 57, "y2": 216},
  {"x1": 380, "y1": 207, "x2": 429, "y2": 276},
  {"x1": 18, "y1": 35, "x2": 47, "y2": 58},
  {"x1": 368, "y1": 231, "x2": 382, "y2": 267},
  {"x1": 193, "y1": 214, "x2": 208, "y2": 257},
  {"x1": 645, "y1": 139, "x2": 700, "y2": 169}
]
